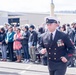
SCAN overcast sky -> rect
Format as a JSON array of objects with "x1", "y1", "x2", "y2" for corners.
[{"x1": 0, "y1": 0, "x2": 76, "y2": 12}]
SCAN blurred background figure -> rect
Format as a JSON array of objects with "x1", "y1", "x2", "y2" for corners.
[
  {"x1": 73, "y1": 23, "x2": 76, "y2": 46},
  {"x1": 67, "y1": 23, "x2": 76, "y2": 67},
  {"x1": 57, "y1": 21, "x2": 61, "y2": 31},
  {"x1": 60, "y1": 24, "x2": 67, "y2": 33},
  {"x1": 4, "y1": 23, "x2": 10, "y2": 33},
  {"x1": 13, "y1": 28, "x2": 22, "y2": 63},
  {"x1": 66, "y1": 24, "x2": 72, "y2": 34},
  {"x1": 0, "y1": 28, "x2": 7, "y2": 61},
  {"x1": 5, "y1": 26, "x2": 15, "y2": 62},
  {"x1": 29, "y1": 24, "x2": 38, "y2": 63},
  {"x1": 21, "y1": 26, "x2": 30, "y2": 63},
  {"x1": 13, "y1": 25, "x2": 17, "y2": 33},
  {"x1": 37, "y1": 27, "x2": 46, "y2": 64}
]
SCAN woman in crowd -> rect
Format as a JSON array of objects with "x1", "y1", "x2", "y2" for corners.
[
  {"x1": 13, "y1": 28, "x2": 22, "y2": 62},
  {"x1": 0, "y1": 28, "x2": 7, "y2": 61}
]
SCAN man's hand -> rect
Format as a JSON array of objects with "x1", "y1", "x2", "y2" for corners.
[
  {"x1": 61, "y1": 57, "x2": 68, "y2": 63},
  {"x1": 40, "y1": 48, "x2": 47, "y2": 54}
]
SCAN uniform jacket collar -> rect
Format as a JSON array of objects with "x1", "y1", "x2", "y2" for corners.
[{"x1": 47, "y1": 30, "x2": 60, "y2": 47}]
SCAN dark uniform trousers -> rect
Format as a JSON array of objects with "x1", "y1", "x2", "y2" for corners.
[
  {"x1": 49, "y1": 69, "x2": 66, "y2": 75},
  {"x1": 48, "y1": 61, "x2": 67, "y2": 75},
  {"x1": 38, "y1": 30, "x2": 75, "y2": 75}
]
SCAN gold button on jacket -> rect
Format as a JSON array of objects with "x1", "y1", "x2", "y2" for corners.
[
  {"x1": 49, "y1": 48, "x2": 51, "y2": 49},
  {"x1": 54, "y1": 58, "x2": 56, "y2": 60},
  {"x1": 55, "y1": 48, "x2": 56, "y2": 50},
  {"x1": 54, "y1": 53, "x2": 56, "y2": 55},
  {"x1": 49, "y1": 58, "x2": 51, "y2": 59},
  {"x1": 49, "y1": 53, "x2": 51, "y2": 54}
]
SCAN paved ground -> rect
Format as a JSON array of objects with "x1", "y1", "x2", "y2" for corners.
[{"x1": 0, "y1": 61, "x2": 76, "y2": 75}]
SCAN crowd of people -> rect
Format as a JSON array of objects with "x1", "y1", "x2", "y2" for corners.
[{"x1": 0, "y1": 21, "x2": 76, "y2": 66}]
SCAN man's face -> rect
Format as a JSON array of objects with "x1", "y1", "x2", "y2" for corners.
[
  {"x1": 24, "y1": 28, "x2": 27, "y2": 31},
  {"x1": 29, "y1": 28, "x2": 32, "y2": 31},
  {"x1": 47, "y1": 23, "x2": 57, "y2": 32}
]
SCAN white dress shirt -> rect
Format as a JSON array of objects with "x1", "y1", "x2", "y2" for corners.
[{"x1": 49, "y1": 29, "x2": 56, "y2": 40}]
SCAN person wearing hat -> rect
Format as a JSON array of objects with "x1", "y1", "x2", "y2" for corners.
[
  {"x1": 38, "y1": 17, "x2": 75, "y2": 75},
  {"x1": 29, "y1": 24, "x2": 38, "y2": 63}
]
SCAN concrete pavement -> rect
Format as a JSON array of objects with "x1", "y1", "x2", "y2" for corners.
[{"x1": 0, "y1": 61, "x2": 76, "y2": 75}]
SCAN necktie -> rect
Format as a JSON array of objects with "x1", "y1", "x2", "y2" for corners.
[{"x1": 50, "y1": 33, "x2": 53, "y2": 43}]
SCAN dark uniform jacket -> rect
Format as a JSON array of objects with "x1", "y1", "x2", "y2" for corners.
[{"x1": 38, "y1": 30, "x2": 75, "y2": 70}]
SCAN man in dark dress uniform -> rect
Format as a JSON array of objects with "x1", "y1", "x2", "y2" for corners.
[{"x1": 38, "y1": 17, "x2": 75, "y2": 75}]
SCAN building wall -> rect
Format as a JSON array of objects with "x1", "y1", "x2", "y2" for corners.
[
  {"x1": 0, "y1": 12, "x2": 8, "y2": 25},
  {"x1": 8, "y1": 13, "x2": 76, "y2": 28},
  {"x1": 56, "y1": 14, "x2": 76, "y2": 25},
  {"x1": 8, "y1": 13, "x2": 49, "y2": 28}
]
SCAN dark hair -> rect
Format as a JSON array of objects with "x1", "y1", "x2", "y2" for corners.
[
  {"x1": 62, "y1": 24, "x2": 66, "y2": 31},
  {"x1": 30, "y1": 25, "x2": 35, "y2": 29},
  {"x1": 17, "y1": 28, "x2": 21, "y2": 32},
  {"x1": 1, "y1": 28, "x2": 5, "y2": 33},
  {"x1": 38, "y1": 27, "x2": 45, "y2": 34},
  {"x1": 67, "y1": 24, "x2": 70, "y2": 27},
  {"x1": 25, "y1": 26, "x2": 28, "y2": 31}
]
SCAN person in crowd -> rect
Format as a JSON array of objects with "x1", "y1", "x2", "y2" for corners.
[
  {"x1": 29, "y1": 25, "x2": 38, "y2": 63},
  {"x1": 13, "y1": 28, "x2": 22, "y2": 63},
  {"x1": 21, "y1": 26, "x2": 30, "y2": 63},
  {"x1": 71, "y1": 22, "x2": 75, "y2": 29},
  {"x1": 5, "y1": 26, "x2": 15, "y2": 61},
  {"x1": 66, "y1": 23, "x2": 76, "y2": 67},
  {"x1": 60, "y1": 24, "x2": 67, "y2": 33},
  {"x1": 38, "y1": 27, "x2": 45, "y2": 44},
  {"x1": 13, "y1": 25, "x2": 17, "y2": 33},
  {"x1": 57, "y1": 21, "x2": 61, "y2": 31},
  {"x1": 66, "y1": 23, "x2": 75, "y2": 44},
  {"x1": 20, "y1": 26, "x2": 24, "y2": 34},
  {"x1": 0, "y1": 28, "x2": 7, "y2": 61},
  {"x1": 38, "y1": 17, "x2": 75, "y2": 75},
  {"x1": 4, "y1": 23, "x2": 9, "y2": 33},
  {"x1": 37, "y1": 27, "x2": 46, "y2": 64},
  {"x1": 73, "y1": 23, "x2": 76, "y2": 46},
  {"x1": 66, "y1": 24, "x2": 72, "y2": 34}
]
